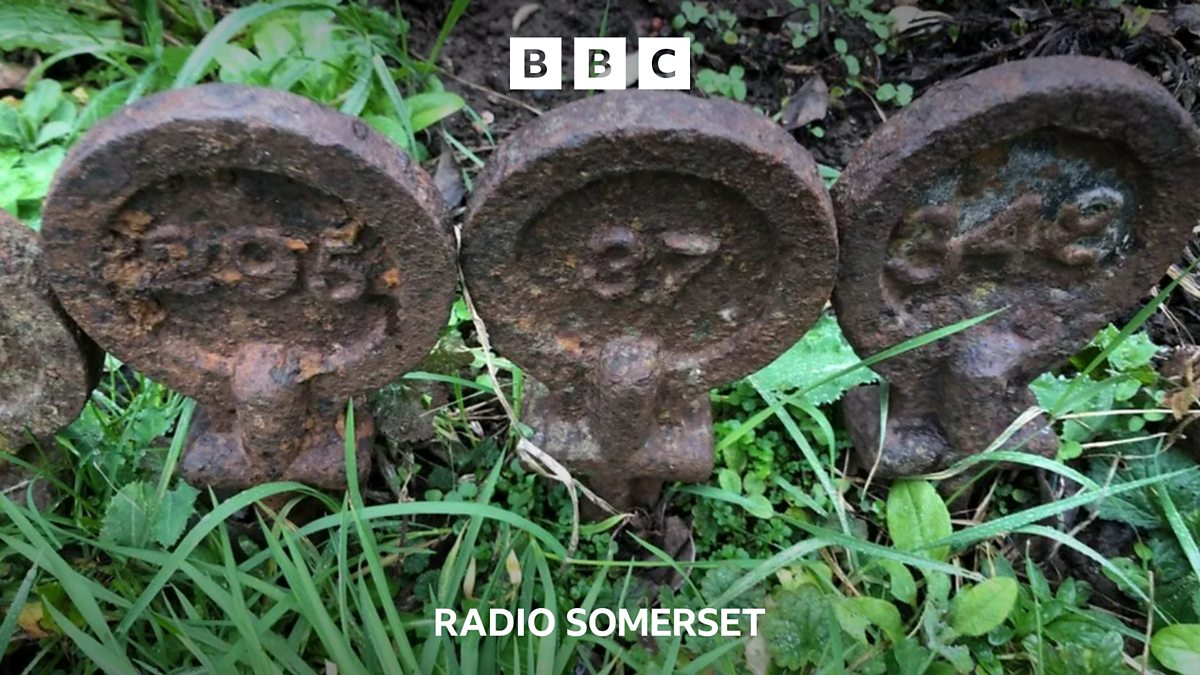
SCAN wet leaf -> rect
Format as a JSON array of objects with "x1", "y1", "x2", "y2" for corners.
[
  {"x1": 763, "y1": 585, "x2": 831, "y2": 670},
  {"x1": 835, "y1": 596, "x2": 904, "y2": 643},
  {"x1": 881, "y1": 559, "x2": 917, "y2": 606},
  {"x1": 886, "y1": 479, "x2": 952, "y2": 561},
  {"x1": 751, "y1": 314, "x2": 878, "y2": 405},
  {"x1": 951, "y1": 577, "x2": 1018, "y2": 636}
]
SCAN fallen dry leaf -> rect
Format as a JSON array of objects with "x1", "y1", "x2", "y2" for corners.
[
  {"x1": 1008, "y1": 6, "x2": 1050, "y2": 23},
  {"x1": 19, "y1": 601, "x2": 52, "y2": 639},
  {"x1": 463, "y1": 556, "x2": 477, "y2": 600},
  {"x1": 512, "y1": 3, "x2": 541, "y2": 32},
  {"x1": 781, "y1": 74, "x2": 828, "y2": 130},
  {"x1": 0, "y1": 62, "x2": 30, "y2": 91},
  {"x1": 889, "y1": 6, "x2": 954, "y2": 35},
  {"x1": 434, "y1": 149, "x2": 466, "y2": 209},
  {"x1": 505, "y1": 547, "x2": 522, "y2": 587}
]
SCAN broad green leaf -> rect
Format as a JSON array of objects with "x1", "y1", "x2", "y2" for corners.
[
  {"x1": 215, "y1": 44, "x2": 263, "y2": 83},
  {"x1": 892, "y1": 638, "x2": 934, "y2": 675},
  {"x1": 298, "y1": 9, "x2": 338, "y2": 61},
  {"x1": 76, "y1": 81, "x2": 133, "y2": 133},
  {"x1": 253, "y1": 21, "x2": 297, "y2": 62},
  {"x1": 887, "y1": 479, "x2": 952, "y2": 560},
  {"x1": 363, "y1": 113, "x2": 410, "y2": 151},
  {"x1": 153, "y1": 482, "x2": 199, "y2": 548},
  {"x1": 408, "y1": 91, "x2": 465, "y2": 133},
  {"x1": 101, "y1": 481, "x2": 153, "y2": 547},
  {"x1": 0, "y1": 106, "x2": 24, "y2": 146},
  {"x1": 18, "y1": 145, "x2": 66, "y2": 196},
  {"x1": 1095, "y1": 325, "x2": 1160, "y2": 371},
  {"x1": 951, "y1": 577, "x2": 1018, "y2": 636},
  {"x1": 751, "y1": 313, "x2": 879, "y2": 405},
  {"x1": 881, "y1": 558, "x2": 917, "y2": 606},
  {"x1": 835, "y1": 596, "x2": 903, "y2": 643},
  {"x1": 21, "y1": 79, "x2": 63, "y2": 127},
  {"x1": 763, "y1": 584, "x2": 831, "y2": 670},
  {"x1": 1153, "y1": 624, "x2": 1200, "y2": 674},
  {"x1": 46, "y1": 97, "x2": 75, "y2": 125},
  {"x1": 34, "y1": 120, "x2": 72, "y2": 147},
  {"x1": 717, "y1": 468, "x2": 741, "y2": 494}
]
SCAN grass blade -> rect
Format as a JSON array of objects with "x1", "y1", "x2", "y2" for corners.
[
  {"x1": 927, "y1": 466, "x2": 1198, "y2": 552},
  {"x1": 40, "y1": 601, "x2": 136, "y2": 675},
  {"x1": 0, "y1": 562, "x2": 38, "y2": 655}
]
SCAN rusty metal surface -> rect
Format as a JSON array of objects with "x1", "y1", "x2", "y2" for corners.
[
  {"x1": 833, "y1": 56, "x2": 1200, "y2": 475},
  {"x1": 463, "y1": 91, "x2": 837, "y2": 508},
  {"x1": 41, "y1": 84, "x2": 457, "y2": 491},
  {"x1": 0, "y1": 210, "x2": 100, "y2": 451}
]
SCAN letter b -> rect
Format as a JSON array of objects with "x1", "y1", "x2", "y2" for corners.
[
  {"x1": 574, "y1": 38, "x2": 626, "y2": 90},
  {"x1": 525, "y1": 50, "x2": 547, "y2": 78},
  {"x1": 510, "y1": 38, "x2": 562, "y2": 90}
]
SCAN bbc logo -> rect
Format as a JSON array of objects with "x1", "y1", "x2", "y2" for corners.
[{"x1": 510, "y1": 37, "x2": 690, "y2": 91}]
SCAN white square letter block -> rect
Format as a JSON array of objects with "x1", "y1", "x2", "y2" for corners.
[
  {"x1": 637, "y1": 37, "x2": 691, "y2": 90},
  {"x1": 510, "y1": 37, "x2": 562, "y2": 90},
  {"x1": 573, "y1": 38, "x2": 627, "y2": 90}
]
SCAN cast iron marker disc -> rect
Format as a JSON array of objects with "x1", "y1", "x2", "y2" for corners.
[
  {"x1": 832, "y1": 56, "x2": 1200, "y2": 471},
  {"x1": 0, "y1": 210, "x2": 100, "y2": 449},
  {"x1": 462, "y1": 90, "x2": 838, "y2": 393},
  {"x1": 41, "y1": 84, "x2": 457, "y2": 408}
]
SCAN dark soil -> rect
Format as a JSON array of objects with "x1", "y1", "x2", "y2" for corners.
[{"x1": 408, "y1": 0, "x2": 1200, "y2": 162}]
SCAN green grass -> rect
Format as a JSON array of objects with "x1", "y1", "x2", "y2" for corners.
[{"x1": 4, "y1": 1, "x2": 1200, "y2": 673}]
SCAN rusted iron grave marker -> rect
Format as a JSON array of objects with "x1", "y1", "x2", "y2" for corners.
[
  {"x1": 834, "y1": 56, "x2": 1200, "y2": 475},
  {"x1": 0, "y1": 210, "x2": 100, "y2": 452},
  {"x1": 463, "y1": 91, "x2": 838, "y2": 509},
  {"x1": 41, "y1": 84, "x2": 456, "y2": 491}
]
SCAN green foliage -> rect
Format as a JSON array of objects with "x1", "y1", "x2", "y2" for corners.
[
  {"x1": 0, "y1": 80, "x2": 103, "y2": 225},
  {"x1": 1088, "y1": 445, "x2": 1200, "y2": 623},
  {"x1": 887, "y1": 480, "x2": 952, "y2": 561},
  {"x1": 208, "y1": 8, "x2": 463, "y2": 155},
  {"x1": 1, "y1": 1, "x2": 464, "y2": 162},
  {"x1": 691, "y1": 379, "x2": 850, "y2": 560},
  {"x1": 752, "y1": 313, "x2": 879, "y2": 406},
  {"x1": 762, "y1": 583, "x2": 832, "y2": 670},
  {"x1": 835, "y1": 595, "x2": 904, "y2": 643},
  {"x1": 100, "y1": 480, "x2": 198, "y2": 548},
  {"x1": 1152, "y1": 623, "x2": 1200, "y2": 674},
  {"x1": 1031, "y1": 326, "x2": 1165, "y2": 459},
  {"x1": 0, "y1": 1, "x2": 125, "y2": 54},
  {"x1": 785, "y1": 4, "x2": 821, "y2": 49},
  {"x1": 696, "y1": 65, "x2": 747, "y2": 101},
  {"x1": 876, "y1": 81, "x2": 915, "y2": 106},
  {"x1": 950, "y1": 577, "x2": 1017, "y2": 636}
]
